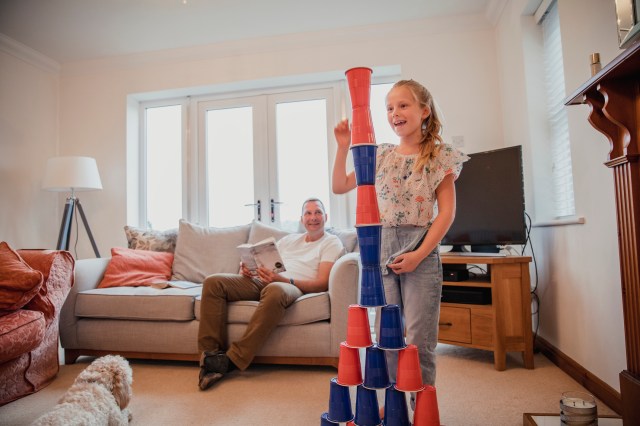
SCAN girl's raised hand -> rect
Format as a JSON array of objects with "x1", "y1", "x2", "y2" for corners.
[{"x1": 334, "y1": 119, "x2": 351, "y2": 150}]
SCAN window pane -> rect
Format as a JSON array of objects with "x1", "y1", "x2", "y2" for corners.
[
  {"x1": 370, "y1": 83, "x2": 397, "y2": 145},
  {"x1": 146, "y1": 105, "x2": 182, "y2": 230},
  {"x1": 276, "y1": 99, "x2": 331, "y2": 231},
  {"x1": 542, "y1": 3, "x2": 575, "y2": 217},
  {"x1": 206, "y1": 107, "x2": 255, "y2": 227}
]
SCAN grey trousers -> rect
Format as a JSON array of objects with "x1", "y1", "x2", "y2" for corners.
[
  {"x1": 197, "y1": 273, "x2": 302, "y2": 370},
  {"x1": 375, "y1": 226, "x2": 443, "y2": 386}
]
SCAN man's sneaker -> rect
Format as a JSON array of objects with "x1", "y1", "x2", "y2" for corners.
[
  {"x1": 200, "y1": 351, "x2": 230, "y2": 374},
  {"x1": 198, "y1": 368, "x2": 224, "y2": 391}
]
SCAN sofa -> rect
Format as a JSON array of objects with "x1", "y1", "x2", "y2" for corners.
[
  {"x1": 60, "y1": 220, "x2": 360, "y2": 368},
  {"x1": 0, "y1": 244, "x2": 74, "y2": 406}
]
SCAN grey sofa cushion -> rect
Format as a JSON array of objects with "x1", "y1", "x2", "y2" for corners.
[
  {"x1": 326, "y1": 227, "x2": 358, "y2": 253},
  {"x1": 171, "y1": 220, "x2": 251, "y2": 283},
  {"x1": 195, "y1": 291, "x2": 330, "y2": 326},
  {"x1": 247, "y1": 220, "x2": 290, "y2": 244},
  {"x1": 75, "y1": 287, "x2": 201, "y2": 321}
]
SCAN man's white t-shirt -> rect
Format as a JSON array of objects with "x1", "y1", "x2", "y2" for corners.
[{"x1": 277, "y1": 233, "x2": 344, "y2": 281}]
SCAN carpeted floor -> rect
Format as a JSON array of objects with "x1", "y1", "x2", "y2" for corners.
[{"x1": 0, "y1": 344, "x2": 618, "y2": 425}]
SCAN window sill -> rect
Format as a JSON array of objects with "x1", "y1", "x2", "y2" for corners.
[{"x1": 532, "y1": 216, "x2": 586, "y2": 227}]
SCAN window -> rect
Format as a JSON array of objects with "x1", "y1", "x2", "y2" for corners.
[
  {"x1": 370, "y1": 82, "x2": 396, "y2": 145},
  {"x1": 540, "y1": 1, "x2": 576, "y2": 218},
  {"x1": 140, "y1": 86, "x2": 337, "y2": 230},
  {"x1": 199, "y1": 90, "x2": 333, "y2": 231},
  {"x1": 143, "y1": 103, "x2": 185, "y2": 230},
  {"x1": 139, "y1": 74, "x2": 401, "y2": 230}
]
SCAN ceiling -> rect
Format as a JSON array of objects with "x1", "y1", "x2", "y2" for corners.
[{"x1": 0, "y1": 0, "x2": 494, "y2": 63}]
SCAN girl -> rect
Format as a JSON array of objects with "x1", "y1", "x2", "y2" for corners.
[{"x1": 333, "y1": 79, "x2": 468, "y2": 391}]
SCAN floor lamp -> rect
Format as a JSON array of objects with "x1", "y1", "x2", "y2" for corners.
[{"x1": 42, "y1": 156, "x2": 102, "y2": 257}]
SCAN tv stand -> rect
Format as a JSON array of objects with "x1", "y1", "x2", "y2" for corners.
[
  {"x1": 439, "y1": 255, "x2": 533, "y2": 371},
  {"x1": 445, "y1": 244, "x2": 501, "y2": 254}
]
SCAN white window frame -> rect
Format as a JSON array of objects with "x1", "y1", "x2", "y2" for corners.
[
  {"x1": 138, "y1": 98, "x2": 189, "y2": 228},
  {"x1": 535, "y1": 0, "x2": 578, "y2": 222}
]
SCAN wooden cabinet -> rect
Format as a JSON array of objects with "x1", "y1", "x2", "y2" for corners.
[{"x1": 439, "y1": 255, "x2": 533, "y2": 371}]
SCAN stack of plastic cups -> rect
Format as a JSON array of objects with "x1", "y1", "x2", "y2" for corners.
[
  {"x1": 347, "y1": 67, "x2": 387, "y2": 426},
  {"x1": 346, "y1": 66, "x2": 385, "y2": 310},
  {"x1": 322, "y1": 66, "x2": 440, "y2": 425}
]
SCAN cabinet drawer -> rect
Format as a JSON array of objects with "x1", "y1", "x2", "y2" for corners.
[{"x1": 439, "y1": 306, "x2": 471, "y2": 344}]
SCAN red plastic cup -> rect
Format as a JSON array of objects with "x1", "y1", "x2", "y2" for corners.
[
  {"x1": 395, "y1": 344, "x2": 425, "y2": 392},
  {"x1": 412, "y1": 385, "x2": 441, "y2": 426},
  {"x1": 345, "y1": 67, "x2": 372, "y2": 108},
  {"x1": 351, "y1": 107, "x2": 375, "y2": 145},
  {"x1": 356, "y1": 185, "x2": 380, "y2": 225},
  {"x1": 346, "y1": 304, "x2": 373, "y2": 348},
  {"x1": 337, "y1": 341, "x2": 363, "y2": 386}
]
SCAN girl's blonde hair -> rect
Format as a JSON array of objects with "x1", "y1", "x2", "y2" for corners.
[{"x1": 391, "y1": 79, "x2": 443, "y2": 172}]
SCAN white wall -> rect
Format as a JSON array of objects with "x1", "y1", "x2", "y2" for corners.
[
  {"x1": 495, "y1": 0, "x2": 626, "y2": 391},
  {"x1": 0, "y1": 42, "x2": 60, "y2": 249},
  {"x1": 56, "y1": 14, "x2": 503, "y2": 257}
]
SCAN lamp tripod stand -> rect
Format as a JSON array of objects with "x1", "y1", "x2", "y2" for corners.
[{"x1": 57, "y1": 193, "x2": 101, "y2": 257}]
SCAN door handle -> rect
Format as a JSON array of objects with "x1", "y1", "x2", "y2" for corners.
[
  {"x1": 244, "y1": 200, "x2": 261, "y2": 221},
  {"x1": 438, "y1": 322, "x2": 453, "y2": 327},
  {"x1": 270, "y1": 199, "x2": 283, "y2": 223}
]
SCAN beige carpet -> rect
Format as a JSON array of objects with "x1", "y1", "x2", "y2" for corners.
[{"x1": 0, "y1": 344, "x2": 617, "y2": 425}]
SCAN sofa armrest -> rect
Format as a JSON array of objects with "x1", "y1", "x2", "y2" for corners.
[
  {"x1": 59, "y1": 258, "x2": 110, "y2": 349},
  {"x1": 327, "y1": 252, "x2": 360, "y2": 357},
  {"x1": 18, "y1": 250, "x2": 75, "y2": 328}
]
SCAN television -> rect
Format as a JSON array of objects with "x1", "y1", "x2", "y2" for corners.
[{"x1": 441, "y1": 145, "x2": 527, "y2": 253}]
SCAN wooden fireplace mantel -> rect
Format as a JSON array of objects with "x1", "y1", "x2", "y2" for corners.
[{"x1": 565, "y1": 40, "x2": 640, "y2": 425}]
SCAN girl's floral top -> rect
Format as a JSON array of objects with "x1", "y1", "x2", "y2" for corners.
[{"x1": 375, "y1": 143, "x2": 469, "y2": 227}]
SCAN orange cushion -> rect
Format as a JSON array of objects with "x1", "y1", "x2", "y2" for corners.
[
  {"x1": 98, "y1": 247, "x2": 174, "y2": 288},
  {"x1": 0, "y1": 242, "x2": 44, "y2": 311}
]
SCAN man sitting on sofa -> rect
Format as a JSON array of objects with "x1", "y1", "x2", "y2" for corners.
[{"x1": 198, "y1": 198, "x2": 345, "y2": 390}]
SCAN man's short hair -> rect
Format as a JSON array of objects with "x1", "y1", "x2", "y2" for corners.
[{"x1": 301, "y1": 198, "x2": 326, "y2": 215}]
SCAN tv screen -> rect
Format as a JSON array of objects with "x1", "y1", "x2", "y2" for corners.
[{"x1": 441, "y1": 145, "x2": 526, "y2": 253}]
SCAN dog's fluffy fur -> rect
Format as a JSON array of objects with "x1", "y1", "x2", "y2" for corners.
[{"x1": 32, "y1": 355, "x2": 133, "y2": 426}]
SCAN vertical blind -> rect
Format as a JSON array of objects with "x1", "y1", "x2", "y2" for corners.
[{"x1": 541, "y1": 1, "x2": 576, "y2": 218}]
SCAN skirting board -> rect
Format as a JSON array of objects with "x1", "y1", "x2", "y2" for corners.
[{"x1": 535, "y1": 336, "x2": 622, "y2": 414}]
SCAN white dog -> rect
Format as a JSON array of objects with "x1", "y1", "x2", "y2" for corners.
[{"x1": 32, "y1": 355, "x2": 133, "y2": 426}]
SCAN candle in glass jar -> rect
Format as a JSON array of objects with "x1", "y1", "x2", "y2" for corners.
[{"x1": 561, "y1": 397, "x2": 596, "y2": 409}]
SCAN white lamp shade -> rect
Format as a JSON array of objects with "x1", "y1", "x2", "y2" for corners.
[{"x1": 42, "y1": 156, "x2": 103, "y2": 192}]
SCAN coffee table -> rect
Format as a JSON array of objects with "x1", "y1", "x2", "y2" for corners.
[{"x1": 523, "y1": 413, "x2": 622, "y2": 425}]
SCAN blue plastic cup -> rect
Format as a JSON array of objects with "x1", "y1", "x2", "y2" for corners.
[
  {"x1": 356, "y1": 224, "x2": 382, "y2": 266},
  {"x1": 378, "y1": 304, "x2": 406, "y2": 350},
  {"x1": 355, "y1": 385, "x2": 382, "y2": 426},
  {"x1": 384, "y1": 384, "x2": 410, "y2": 426},
  {"x1": 363, "y1": 345, "x2": 390, "y2": 389},
  {"x1": 327, "y1": 377, "x2": 354, "y2": 423},
  {"x1": 351, "y1": 144, "x2": 378, "y2": 186},
  {"x1": 320, "y1": 411, "x2": 339, "y2": 425},
  {"x1": 360, "y1": 265, "x2": 386, "y2": 307}
]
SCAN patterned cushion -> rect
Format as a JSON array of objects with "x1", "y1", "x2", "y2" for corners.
[{"x1": 124, "y1": 226, "x2": 178, "y2": 253}]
